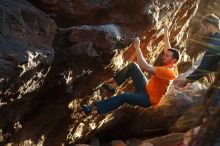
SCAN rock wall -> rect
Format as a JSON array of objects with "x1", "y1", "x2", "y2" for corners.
[
  {"x1": 0, "y1": 0, "x2": 56, "y2": 102},
  {"x1": 0, "y1": 0, "x2": 219, "y2": 145}
]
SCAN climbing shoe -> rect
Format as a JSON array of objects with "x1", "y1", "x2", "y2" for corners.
[{"x1": 80, "y1": 103, "x2": 92, "y2": 114}]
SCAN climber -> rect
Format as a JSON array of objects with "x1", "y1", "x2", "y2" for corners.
[
  {"x1": 174, "y1": 14, "x2": 220, "y2": 105},
  {"x1": 81, "y1": 25, "x2": 180, "y2": 115}
]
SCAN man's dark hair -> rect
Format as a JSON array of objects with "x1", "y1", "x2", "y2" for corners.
[
  {"x1": 168, "y1": 48, "x2": 180, "y2": 63},
  {"x1": 201, "y1": 14, "x2": 220, "y2": 29}
]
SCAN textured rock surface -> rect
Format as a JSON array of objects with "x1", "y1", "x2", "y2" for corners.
[
  {"x1": 0, "y1": 0, "x2": 56, "y2": 102},
  {"x1": 0, "y1": 0, "x2": 219, "y2": 145},
  {"x1": 127, "y1": 133, "x2": 184, "y2": 146}
]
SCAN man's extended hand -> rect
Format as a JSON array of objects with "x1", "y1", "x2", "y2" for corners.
[
  {"x1": 162, "y1": 24, "x2": 171, "y2": 53},
  {"x1": 133, "y1": 37, "x2": 140, "y2": 49},
  {"x1": 163, "y1": 24, "x2": 169, "y2": 32},
  {"x1": 174, "y1": 79, "x2": 191, "y2": 90}
]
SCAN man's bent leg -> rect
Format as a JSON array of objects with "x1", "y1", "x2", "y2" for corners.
[
  {"x1": 114, "y1": 62, "x2": 148, "y2": 93},
  {"x1": 123, "y1": 92, "x2": 151, "y2": 107},
  {"x1": 94, "y1": 92, "x2": 151, "y2": 115},
  {"x1": 95, "y1": 93, "x2": 127, "y2": 115}
]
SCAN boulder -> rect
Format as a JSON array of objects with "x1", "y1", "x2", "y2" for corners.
[{"x1": 0, "y1": 0, "x2": 57, "y2": 102}]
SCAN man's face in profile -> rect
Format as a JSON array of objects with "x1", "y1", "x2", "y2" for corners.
[{"x1": 201, "y1": 23, "x2": 213, "y2": 36}]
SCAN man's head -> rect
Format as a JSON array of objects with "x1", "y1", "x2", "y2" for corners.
[
  {"x1": 162, "y1": 48, "x2": 180, "y2": 65},
  {"x1": 201, "y1": 14, "x2": 220, "y2": 36}
]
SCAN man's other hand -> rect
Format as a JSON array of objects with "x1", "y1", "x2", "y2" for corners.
[
  {"x1": 174, "y1": 79, "x2": 191, "y2": 90},
  {"x1": 134, "y1": 37, "x2": 140, "y2": 49},
  {"x1": 163, "y1": 24, "x2": 169, "y2": 32}
]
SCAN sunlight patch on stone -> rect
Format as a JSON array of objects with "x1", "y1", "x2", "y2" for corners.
[
  {"x1": 17, "y1": 71, "x2": 47, "y2": 99},
  {"x1": 110, "y1": 51, "x2": 126, "y2": 71},
  {"x1": 72, "y1": 123, "x2": 85, "y2": 140},
  {"x1": 37, "y1": 135, "x2": 45, "y2": 146},
  {"x1": 14, "y1": 121, "x2": 22, "y2": 131},
  {"x1": 19, "y1": 51, "x2": 40, "y2": 77},
  {"x1": 89, "y1": 90, "x2": 101, "y2": 104},
  {"x1": 0, "y1": 129, "x2": 3, "y2": 142},
  {"x1": 97, "y1": 114, "x2": 114, "y2": 129},
  {"x1": 89, "y1": 122, "x2": 96, "y2": 130}
]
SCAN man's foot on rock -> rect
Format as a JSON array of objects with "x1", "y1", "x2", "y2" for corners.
[{"x1": 80, "y1": 103, "x2": 92, "y2": 114}]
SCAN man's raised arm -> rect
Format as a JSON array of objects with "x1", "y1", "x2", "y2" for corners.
[
  {"x1": 163, "y1": 25, "x2": 171, "y2": 53},
  {"x1": 134, "y1": 37, "x2": 156, "y2": 75}
]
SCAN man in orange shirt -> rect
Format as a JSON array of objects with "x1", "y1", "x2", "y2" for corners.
[{"x1": 81, "y1": 26, "x2": 179, "y2": 114}]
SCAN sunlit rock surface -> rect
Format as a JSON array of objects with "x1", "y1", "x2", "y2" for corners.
[{"x1": 0, "y1": 0, "x2": 219, "y2": 145}]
